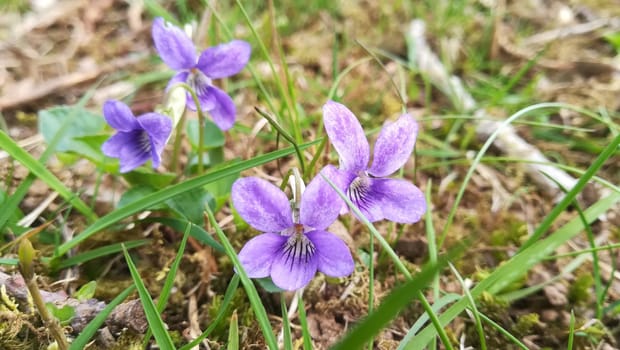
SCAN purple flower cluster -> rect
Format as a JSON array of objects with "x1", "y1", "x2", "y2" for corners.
[
  {"x1": 101, "y1": 18, "x2": 250, "y2": 173},
  {"x1": 232, "y1": 101, "x2": 426, "y2": 291}
]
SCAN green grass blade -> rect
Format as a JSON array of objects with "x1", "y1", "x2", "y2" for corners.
[
  {"x1": 297, "y1": 293, "x2": 312, "y2": 350},
  {"x1": 69, "y1": 285, "x2": 135, "y2": 350},
  {"x1": 438, "y1": 102, "x2": 611, "y2": 249},
  {"x1": 205, "y1": 207, "x2": 278, "y2": 350},
  {"x1": 144, "y1": 217, "x2": 224, "y2": 253},
  {"x1": 54, "y1": 141, "x2": 319, "y2": 259},
  {"x1": 280, "y1": 294, "x2": 293, "y2": 350},
  {"x1": 321, "y1": 174, "x2": 456, "y2": 350},
  {"x1": 478, "y1": 312, "x2": 528, "y2": 350},
  {"x1": 0, "y1": 258, "x2": 19, "y2": 265},
  {"x1": 179, "y1": 274, "x2": 240, "y2": 350},
  {"x1": 331, "y1": 256, "x2": 449, "y2": 350},
  {"x1": 406, "y1": 192, "x2": 620, "y2": 349},
  {"x1": 143, "y1": 223, "x2": 192, "y2": 348},
  {"x1": 567, "y1": 310, "x2": 575, "y2": 350},
  {"x1": 520, "y1": 132, "x2": 620, "y2": 251},
  {"x1": 56, "y1": 239, "x2": 150, "y2": 270},
  {"x1": 0, "y1": 130, "x2": 97, "y2": 222},
  {"x1": 227, "y1": 310, "x2": 239, "y2": 350},
  {"x1": 0, "y1": 85, "x2": 100, "y2": 231},
  {"x1": 123, "y1": 246, "x2": 175, "y2": 350},
  {"x1": 450, "y1": 264, "x2": 486, "y2": 350}
]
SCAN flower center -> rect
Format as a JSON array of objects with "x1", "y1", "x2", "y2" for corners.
[
  {"x1": 137, "y1": 131, "x2": 151, "y2": 153},
  {"x1": 186, "y1": 68, "x2": 212, "y2": 97},
  {"x1": 347, "y1": 172, "x2": 371, "y2": 210},
  {"x1": 282, "y1": 232, "x2": 316, "y2": 267}
]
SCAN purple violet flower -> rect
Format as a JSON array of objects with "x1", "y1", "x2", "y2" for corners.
[
  {"x1": 152, "y1": 17, "x2": 251, "y2": 131},
  {"x1": 232, "y1": 168, "x2": 354, "y2": 291},
  {"x1": 101, "y1": 100, "x2": 172, "y2": 173},
  {"x1": 322, "y1": 101, "x2": 427, "y2": 223}
]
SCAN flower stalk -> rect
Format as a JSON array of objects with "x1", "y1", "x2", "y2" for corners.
[{"x1": 18, "y1": 239, "x2": 69, "y2": 350}]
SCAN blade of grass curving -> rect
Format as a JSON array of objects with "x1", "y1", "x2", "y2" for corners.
[
  {"x1": 321, "y1": 174, "x2": 456, "y2": 350},
  {"x1": 520, "y1": 131, "x2": 620, "y2": 251},
  {"x1": 367, "y1": 222, "x2": 375, "y2": 350},
  {"x1": 54, "y1": 141, "x2": 319, "y2": 260},
  {"x1": 56, "y1": 239, "x2": 150, "y2": 270},
  {"x1": 297, "y1": 292, "x2": 312, "y2": 350},
  {"x1": 449, "y1": 263, "x2": 486, "y2": 350},
  {"x1": 438, "y1": 102, "x2": 619, "y2": 249},
  {"x1": 123, "y1": 245, "x2": 175, "y2": 350},
  {"x1": 205, "y1": 207, "x2": 278, "y2": 350},
  {"x1": 0, "y1": 131, "x2": 97, "y2": 222},
  {"x1": 406, "y1": 192, "x2": 620, "y2": 350},
  {"x1": 331, "y1": 255, "x2": 450, "y2": 350},
  {"x1": 69, "y1": 285, "x2": 135, "y2": 350},
  {"x1": 477, "y1": 312, "x2": 528, "y2": 350},
  {"x1": 142, "y1": 222, "x2": 191, "y2": 348},
  {"x1": 0, "y1": 83, "x2": 101, "y2": 230},
  {"x1": 179, "y1": 274, "x2": 240, "y2": 350},
  {"x1": 280, "y1": 294, "x2": 293, "y2": 350}
]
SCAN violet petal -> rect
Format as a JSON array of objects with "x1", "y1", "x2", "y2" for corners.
[
  {"x1": 306, "y1": 230, "x2": 354, "y2": 278},
  {"x1": 136, "y1": 113, "x2": 172, "y2": 168},
  {"x1": 369, "y1": 114, "x2": 419, "y2": 177},
  {"x1": 152, "y1": 17, "x2": 197, "y2": 70},
  {"x1": 322, "y1": 101, "x2": 369, "y2": 172},
  {"x1": 103, "y1": 100, "x2": 139, "y2": 132},
  {"x1": 185, "y1": 76, "x2": 216, "y2": 112},
  {"x1": 231, "y1": 177, "x2": 294, "y2": 233},
  {"x1": 300, "y1": 165, "x2": 352, "y2": 230},
  {"x1": 237, "y1": 233, "x2": 286, "y2": 278},
  {"x1": 165, "y1": 71, "x2": 190, "y2": 91},
  {"x1": 271, "y1": 244, "x2": 318, "y2": 291},
  {"x1": 206, "y1": 86, "x2": 236, "y2": 131},
  {"x1": 369, "y1": 178, "x2": 426, "y2": 224},
  {"x1": 101, "y1": 131, "x2": 137, "y2": 158},
  {"x1": 196, "y1": 40, "x2": 251, "y2": 79},
  {"x1": 118, "y1": 134, "x2": 153, "y2": 173}
]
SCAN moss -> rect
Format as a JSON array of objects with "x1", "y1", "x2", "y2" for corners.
[
  {"x1": 568, "y1": 274, "x2": 594, "y2": 305},
  {"x1": 513, "y1": 313, "x2": 539, "y2": 337}
]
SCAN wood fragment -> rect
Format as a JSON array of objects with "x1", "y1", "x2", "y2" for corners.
[{"x1": 0, "y1": 271, "x2": 146, "y2": 334}]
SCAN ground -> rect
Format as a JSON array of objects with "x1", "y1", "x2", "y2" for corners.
[{"x1": 1, "y1": 0, "x2": 620, "y2": 349}]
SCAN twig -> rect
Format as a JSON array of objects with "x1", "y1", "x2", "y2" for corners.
[
  {"x1": 0, "y1": 54, "x2": 146, "y2": 111},
  {"x1": 406, "y1": 20, "x2": 579, "y2": 200},
  {"x1": 521, "y1": 18, "x2": 620, "y2": 46}
]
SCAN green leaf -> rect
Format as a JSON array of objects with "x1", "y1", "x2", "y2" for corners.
[
  {"x1": 69, "y1": 285, "x2": 135, "y2": 350},
  {"x1": 38, "y1": 106, "x2": 106, "y2": 156},
  {"x1": 123, "y1": 246, "x2": 175, "y2": 350},
  {"x1": 117, "y1": 186, "x2": 165, "y2": 210},
  {"x1": 122, "y1": 169, "x2": 177, "y2": 189},
  {"x1": 255, "y1": 277, "x2": 284, "y2": 293},
  {"x1": 165, "y1": 187, "x2": 215, "y2": 225},
  {"x1": 227, "y1": 311, "x2": 239, "y2": 350},
  {"x1": 0, "y1": 130, "x2": 98, "y2": 222},
  {"x1": 54, "y1": 140, "x2": 320, "y2": 259},
  {"x1": 74, "y1": 281, "x2": 97, "y2": 301},
  {"x1": 186, "y1": 119, "x2": 225, "y2": 149},
  {"x1": 45, "y1": 303, "x2": 75, "y2": 326}
]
